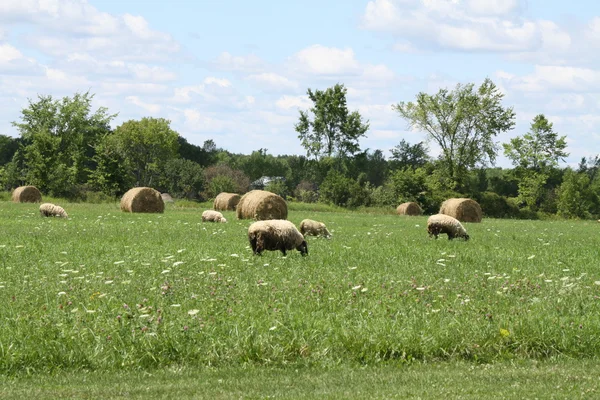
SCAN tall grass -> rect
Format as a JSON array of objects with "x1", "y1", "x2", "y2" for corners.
[{"x1": 0, "y1": 200, "x2": 599, "y2": 374}]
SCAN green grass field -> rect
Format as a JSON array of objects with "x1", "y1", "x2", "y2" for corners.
[{"x1": 1, "y1": 200, "x2": 600, "y2": 396}]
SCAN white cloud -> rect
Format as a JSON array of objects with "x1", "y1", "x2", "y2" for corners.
[
  {"x1": 0, "y1": 44, "x2": 22, "y2": 63},
  {"x1": 361, "y1": 0, "x2": 569, "y2": 53},
  {"x1": 172, "y1": 77, "x2": 233, "y2": 103},
  {"x1": 213, "y1": 52, "x2": 264, "y2": 72},
  {"x1": 128, "y1": 64, "x2": 177, "y2": 82},
  {"x1": 465, "y1": 0, "x2": 523, "y2": 16},
  {"x1": 1, "y1": 0, "x2": 180, "y2": 62},
  {"x1": 289, "y1": 45, "x2": 360, "y2": 75},
  {"x1": 126, "y1": 96, "x2": 161, "y2": 114},
  {"x1": 247, "y1": 73, "x2": 298, "y2": 91},
  {"x1": 497, "y1": 65, "x2": 600, "y2": 93},
  {"x1": 275, "y1": 95, "x2": 311, "y2": 110}
]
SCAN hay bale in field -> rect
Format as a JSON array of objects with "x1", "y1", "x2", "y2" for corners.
[
  {"x1": 11, "y1": 186, "x2": 42, "y2": 203},
  {"x1": 214, "y1": 192, "x2": 241, "y2": 211},
  {"x1": 161, "y1": 193, "x2": 174, "y2": 203},
  {"x1": 439, "y1": 198, "x2": 482, "y2": 223},
  {"x1": 120, "y1": 187, "x2": 164, "y2": 213},
  {"x1": 236, "y1": 190, "x2": 287, "y2": 221},
  {"x1": 396, "y1": 202, "x2": 422, "y2": 216}
]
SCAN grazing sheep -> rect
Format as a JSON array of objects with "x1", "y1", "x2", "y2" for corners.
[
  {"x1": 427, "y1": 214, "x2": 469, "y2": 240},
  {"x1": 202, "y1": 210, "x2": 227, "y2": 223},
  {"x1": 248, "y1": 220, "x2": 308, "y2": 256},
  {"x1": 299, "y1": 219, "x2": 332, "y2": 238},
  {"x1": 39, "y1": 203, "x2": 68, "y2": 218}
]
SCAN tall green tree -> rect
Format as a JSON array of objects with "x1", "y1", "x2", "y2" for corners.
[
  {"x1": 295, "y1": 83, "x2": 369, "y2": 160},
  {"x1": 557, "y1": 169, "x2": 599, "y2": 219},
  {"x1": 394, "y1": 78, "x2": 515, "y2": 189},
  {"x1": 96, "y1": 117, "x2": 179, "y2": 188},
  {"x1": 237, "y1": 149, "x2": 291, "y2": 181},
  {"x1": 0, "y1": 135, "x2": 21, "y2": 166},
  {"x1": 11, "y1": 92, "x2": 115, "y2": 196},
  {"x1": 389, "y1": 139, "x2": 430, "y2": 170},
  {"x1": 503, "y1": 114, "x2": 568, "y2": 171}
]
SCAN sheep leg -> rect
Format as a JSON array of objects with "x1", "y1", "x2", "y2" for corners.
[{"x1": 251, "y1": 235, "x2": 263, "y2": 255}]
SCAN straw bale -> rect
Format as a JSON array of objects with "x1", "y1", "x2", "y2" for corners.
[
  {"x1": 120, "y1": 187, "x2": 164, "y2": 213},
  {"x1": 396, "y1": 202, "x2": 422, "y2": 216},
  {"x1": 439, "y1": 198, "x2": 482, "y2": 223},
  {"x1": 236, "y1": 190, "x2": 287, "y2": 221},
  {"x1": 214, "y1": 192, "x2": 241, "y2": 211},
  {"x1": 11, "y1": 186, "x2": 42, "y2": 203}
]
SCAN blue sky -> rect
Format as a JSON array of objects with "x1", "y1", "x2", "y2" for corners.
[{"x1": 1, "y1": 0, "x2": 600, "y2": 167}]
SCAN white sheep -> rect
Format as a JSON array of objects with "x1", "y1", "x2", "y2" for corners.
[
  {"x1": 202, "y1": 210, "x2": 227, "y2": 223},
  {"x1": 39, "y1": 203, "x2": 69, "y2": 218},
  {"x1": 299, "y1": 219, "x2": 332, "y2": 238},
  {"x1": 427, "y1": 214, "x2": 469, "y2": 240},
  {"x1": 248, "y1": 219, "x2": 308, "y2": 256}
]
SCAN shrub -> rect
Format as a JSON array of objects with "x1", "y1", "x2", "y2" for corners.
[
  {"x1": 294, "y1": 180, "x2": 318, "y2": 203},
  {"x1": 202, "y1": 164, "x2": 250, "y2": 200},
  {"x1": 476, "y1": 191, "x2": 520, "y2": 218}
]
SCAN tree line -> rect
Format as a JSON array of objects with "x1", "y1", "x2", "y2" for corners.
[{"x1": 0, "y1": 82, "x2": 598, "y2": 220}]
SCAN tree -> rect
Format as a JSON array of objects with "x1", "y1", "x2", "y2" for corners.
[
  {"x1": 389, "y1": 139, "x2": 430, "y2": 170},
  {"x1": 237, "y1": 149, "x2": 291, "y2": 182},
  {"x1": 577, "y1": 155, "x2": 600, "y2": 182},
  {"x1": 394, "y1": 78, "x2": 515, "y2": 189},
  {"x1": 503, "y1": 114, "x2": 568, "y2": 171},
  {"x1": 557, "y1": 169, "x2": 598, "y2": 219},
  {"x1": 159, "y1": 158, "x2": 204, "y2": 199},
  {"x1": 295, "y1": 83, "x2": 369, "y2": 160},
  {"x1": 201, "y1": 163, "x2": 250, "y2": 199},
  {"x1": 0, "y1": 135, "x2": 21, "y2": 166},
  {"x1": 12, "y1": 92, "x2": 115, "y2": 196},
  {"x1": 97, "y1": 118, "x2": 179, "y2": 187}
]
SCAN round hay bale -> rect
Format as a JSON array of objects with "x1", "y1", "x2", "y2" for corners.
[
  {"x1": 396, "y1": 202, "x2": 422, "y2": 216},
  {"x1": 439, "y1": 198, "x2": 482, "y2": 223},
  {"x1": 214, "y1": 192, "x2": 241, "y2": 211},
  {"x1": 120, "y1": 187, "x2": 164, "y2": 213},
  {"x1": 236, "y1": 190, "x2": 287, "y2": 221},
  {"x1": 12, "y1": 186, "x2": 42, "y2": 203},
  {"x1": 161, "y1": 193, "x2": 174, "y2": 203}
]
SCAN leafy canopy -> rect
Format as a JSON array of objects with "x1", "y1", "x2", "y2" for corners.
[
  {"x1": 503, "y1": 114, "x2": 568, "y2": 171},
  {"x1": 394, "y1": 78, "x2": 515, "y2": 189},
  {"x1": 296, "y1": 83, "x2": 369, "y2": 160}
]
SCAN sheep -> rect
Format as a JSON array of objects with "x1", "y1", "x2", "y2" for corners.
[
  {"x1": 39, "y1": 203, "x2": 68, "y2": 218},
  {"x1": 202, "y1": 210, "x2": 227, "y2": 223},
  {"x1": 248, "y1": 219, "x2": 308, "y2": 256},
  {"x1": 427, "y1": 214, "x2": 469, "y2": 240},
  {"x1": 299, "y1": 219, "x2": 332, "y2": 238}
]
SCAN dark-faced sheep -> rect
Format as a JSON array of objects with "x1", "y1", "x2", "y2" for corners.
[
  {"x1": 202, "y1": 210, "x2": 227, "y2": 223},
  {"x1": 299, "y1": 219, "x2": 332, "y2": 238},
  {"x1": 427, "y1": 214, "x2": 469, "y2": 240},
  {"x1": 248, "y1": 220, "x2": 308, "y2": 256},
  {"x1": 39, "y1": 203, "x2": 68, "y2": 218}
]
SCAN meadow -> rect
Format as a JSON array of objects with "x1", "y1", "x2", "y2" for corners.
[{"x1": 1, "y1": 199, "x2": 600, "y2": 379}]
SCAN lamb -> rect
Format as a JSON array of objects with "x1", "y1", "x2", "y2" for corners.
[
  {"x1": 202, "y1": 210, "x2": 227, "y2": 223},
  {"x1": 299, "y1": 219, "x2": 332, "y2": 238},
  {"x1": 427, "y1": 214, "x2": 469, "y2": 240},
  {"x1": 248, "y1": 219, "x2": 308, "y2": 256},
  {"x1": 39, "y1": 203, "x2": 68, "y2": 218}
]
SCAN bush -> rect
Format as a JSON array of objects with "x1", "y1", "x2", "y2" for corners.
[
  {"x1": 202, "y1": 164, "x2": 250, "y2": 200},
  {"x1": 319, "y1": 170, "x2": 369, "y2": 208},
  {"x1": 294, "y1": 180, "x2": 318, "y2": 203},
  {"x1": 476, "y1": 191, "x2": 520, "y2": 218},
  {"x1": 265, "y1": 180, "x2": 288, "y2": 199}
]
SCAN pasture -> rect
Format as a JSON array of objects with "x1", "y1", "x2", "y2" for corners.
[{"x1": 1, "y1": 200, "x2": 600, "y2": 379}]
